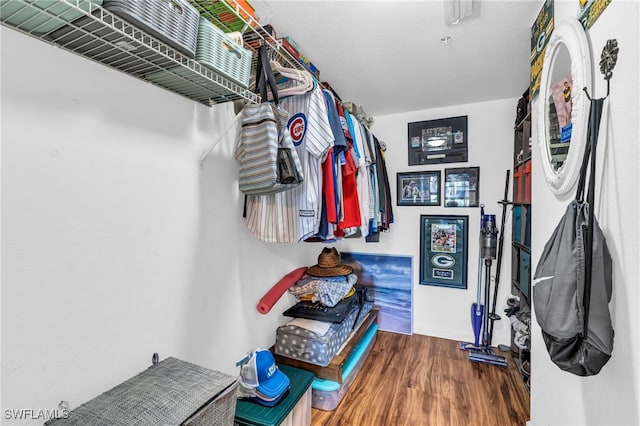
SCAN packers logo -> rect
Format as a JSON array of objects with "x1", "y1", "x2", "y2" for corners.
[
  {"x1": 536, "y1": 31, "x2": 547, "y2": 53},
  {"x1": 288, "y1": 113, "x2": 307, "y2": 146},
  {"x1": 431, "y1": 254, "x2": 455, "y2": 268}
]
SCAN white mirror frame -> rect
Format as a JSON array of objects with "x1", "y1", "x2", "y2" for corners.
[{"x1": 538, "y1": 18, "x2": 592, "y2": 195}]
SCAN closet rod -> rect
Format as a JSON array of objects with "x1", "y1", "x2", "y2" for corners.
[{"x1": 199, "y1": 110, "x2": 242, "y2": 166}]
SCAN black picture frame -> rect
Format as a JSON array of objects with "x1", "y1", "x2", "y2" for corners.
[
  {"x1": 419, "y1": 215, "x2": 468, "y2": 289},
  {"x1": 396, "y1": 171, "x2": 441, "y2": 206},
  {"x1": 444, "y1": 167, "x2": 480, "y2": 207},
  {"x1": 408, "y1": 116, "x2": 468, "y2": 165}
]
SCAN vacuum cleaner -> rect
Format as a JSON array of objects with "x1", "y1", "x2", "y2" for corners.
[
  {"x1": 459, "y1": 205, "x2": 486, "y2": 351},
  {"x1": 469, "y1": 213, "x2": 508, "y2": 368}
]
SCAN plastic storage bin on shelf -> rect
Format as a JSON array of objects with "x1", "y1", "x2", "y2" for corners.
[
  {"x1": 103, "y1": 0, "x2": 199, "y2": 58},
  {"x1": 524, "y1": 206, "x2": 531, "y2": 247},
  {"x1": 513, "y1": 163, "x2": 526, "y2": 203},
  {"x1": 312, "y1": 323, "x2": 378, "y2": 411},
  {"x1": 513, "y1": 205, "x2": 522, "y2": 243},
  {"x1": 195, "y1": 16, "x2": 252, "y2": 88},
  {"x1": 524, "y1": 160, "x2": 532, "y2": 203},
  {"x1": 0, "y1": 0, "x2": 103, "y2": 34}
]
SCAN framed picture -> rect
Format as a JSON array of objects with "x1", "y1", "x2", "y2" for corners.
[
  {"x1": 341, "y1": 252, "x2": 413, "y2": 335},
  {"x1": 407, "y1": 116, "x2": 468, "y2": 165},
  {"x1": 419, "y1": 215, "x2": 468, "y2": 289},
  {"x1": 396, "y1": 171, "x2": 441, "y2": 206},
  {"x1": 444, "y1": 167, "x2": 480, "y2": 207}
]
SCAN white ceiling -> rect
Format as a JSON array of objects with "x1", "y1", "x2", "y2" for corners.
[{"x1": 250, "y1": 0, "x2": 542, "y2": 116}]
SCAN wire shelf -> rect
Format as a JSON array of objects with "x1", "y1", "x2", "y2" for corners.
[{"x1": 0, "y1": 0, "x2": 260, "y2": 106}]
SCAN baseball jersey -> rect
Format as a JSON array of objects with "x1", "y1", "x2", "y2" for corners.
[
  {"x1": 307, "y1": 90, "x2": 349, "y2": 242},
  {"x1": 244, "y1": 84, "x2": 333, "y2": 242}
]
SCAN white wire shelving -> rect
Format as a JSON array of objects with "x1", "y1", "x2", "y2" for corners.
[{"x1": 0, "y1": 0, "x2": 303, "y2": 106}]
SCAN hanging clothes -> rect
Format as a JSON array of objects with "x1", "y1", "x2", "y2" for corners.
[
  {"x1": 334, "y1": 101, "x2": 361, "y2": 237},
  {"x1": 374, "y1": 134, "x2": 394, "y2": 231},
  {"x1": 345, "y1": 111, "x2": 372, "y2": 238},
  {"x1": 305, "y1": 89, "x2": 348, "y2": 242},
  {"x1": 244, "y1": 83, "x2": 333, "y2": 242},
  {"x1": 238, "y1": 65, "x2": 393, "y2": 242}
]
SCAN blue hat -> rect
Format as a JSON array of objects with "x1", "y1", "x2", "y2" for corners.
[
  {"x1": 239, "y1": 349, "x2": 290, "y2": 400},
  {"x1": 250, "y1": 389, "x2": 290, "y2": 407}
]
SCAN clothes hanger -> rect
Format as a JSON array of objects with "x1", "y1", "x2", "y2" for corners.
[{"x1": 269, "y1": 59, "x2": 314, "y2": 97}]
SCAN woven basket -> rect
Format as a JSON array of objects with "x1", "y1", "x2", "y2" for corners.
[
  {"x1": 103, "y1": 0, "x2": 200, "y2": 58},
  {"x1": 45, "y1": 357, "x2": 239, "y2": 426},
  {"x1": 195, "y1": 16, "x2": 252, "y2": 88}
]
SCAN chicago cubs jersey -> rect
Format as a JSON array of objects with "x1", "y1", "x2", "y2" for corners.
[{"x1": 244, "y1": 84, "x2": 333, "y2": 242}]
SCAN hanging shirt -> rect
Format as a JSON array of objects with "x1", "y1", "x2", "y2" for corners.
[
  {"x1": 346, "y1": 112, "x2": 372, "y2": 238},
  {"x1": 307, "y1": 90, "x2": 346, "y2": 242},
  {"x1": 362, "y1": 126, "x2": 380, "y2": 235},
  {"x1": 333, "y1": 102, "x2": 361, "y2": 237},
  {"x1": 244, "y1": 84, "x2": 333, "y2": 242}
]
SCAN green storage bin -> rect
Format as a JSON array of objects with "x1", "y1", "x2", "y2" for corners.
[
  {"x1": 235, "y1": 364, "x2": 315, "y2": 426},
  {"x1": 0, "y1": 0, "x2": 103, "y2": 34}
]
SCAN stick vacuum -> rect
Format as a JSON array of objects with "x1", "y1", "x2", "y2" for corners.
[
  {"x1": 469, "y1": 213, "x2": 508, "y2": 367},
  {"x1": 459, "y1": 205, "x2": 485, "y2": 351}
]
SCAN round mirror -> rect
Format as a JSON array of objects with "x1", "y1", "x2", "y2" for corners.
[{"x1": 538, "y1": 18, "x2": 592, "y2": 195}]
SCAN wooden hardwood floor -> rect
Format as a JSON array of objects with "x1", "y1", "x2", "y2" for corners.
[{"x1": 311, "y1": 331, "x2": 530, "y2": 426}]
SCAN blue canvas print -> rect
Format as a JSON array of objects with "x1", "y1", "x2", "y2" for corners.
[{"x1": 341, "y1": 252, "x2": 413, "y2": 335}]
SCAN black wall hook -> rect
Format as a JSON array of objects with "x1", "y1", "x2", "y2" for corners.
[
  {"x1": 600, "y1": 39, "x2": 619, "y2": 97},
  {"x1": 585, "y1": 39, "x2": 619, "y2": 99}
]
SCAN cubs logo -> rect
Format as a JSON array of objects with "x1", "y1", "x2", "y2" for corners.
[
  {"x1": 288, "y1": 113, "x2": 307, "y2": 146},
  {"x1": 431, "y1": 254, "x2": 455, "y2": 268}
]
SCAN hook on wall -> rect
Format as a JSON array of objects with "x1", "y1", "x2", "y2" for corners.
[
  {"x1": 584, "y1": 39, "x2": 619, "y2": 99},
  {"x1": 600, "y1": 39, "x2": 619, "y2": 96}
]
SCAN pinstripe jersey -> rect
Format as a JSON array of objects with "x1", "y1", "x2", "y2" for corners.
[{"x1": 244, "y1": 84, "x2": 333, "y2": 242}]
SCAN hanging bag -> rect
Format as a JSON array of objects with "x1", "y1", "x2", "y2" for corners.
[
  {"x1": 533, "y1": 98, "x2": 614, "y2": 376},
  {"x1": 235, "y1": 45, "x2": 303, "y2": 195}
]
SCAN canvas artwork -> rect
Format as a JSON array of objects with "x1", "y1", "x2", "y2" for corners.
[{"x1": 341, "y1": 252, "x2": 413, "y2": 335}]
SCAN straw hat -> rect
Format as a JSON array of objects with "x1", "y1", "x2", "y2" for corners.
[{"x1": 306, "y1": 247, "x2": 353, "y2": 277}]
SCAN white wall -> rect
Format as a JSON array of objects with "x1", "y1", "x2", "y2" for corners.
[
  {"x1": 344, "y1": 98, "x2": 519, "y2": 346},
  {"x1": 529, "y1": 1, "x2": 640, "y2": 425},
  {"x1": 0, "y1": 28, "x2": 321, "y2": 425},
  {"x1": 1, "y1": 22, "x2": 520, "y2": 424}
]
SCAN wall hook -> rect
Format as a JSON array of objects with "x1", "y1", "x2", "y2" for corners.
[
  {"x1": 583, "y1": 39, "x2": 619, "y2": 100},
  {"x1": 599, "y1": 39, "x2": 619, "y2": 97}
]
